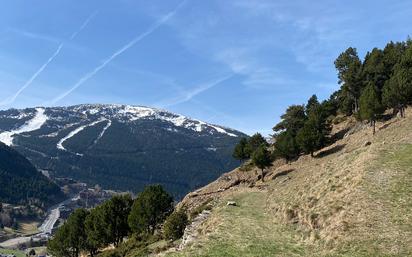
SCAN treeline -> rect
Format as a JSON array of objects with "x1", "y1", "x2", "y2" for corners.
[
  {"x1": 234, "y1": 38, "x2": 412, "y2": 168},
  {"x1": 48, "y1": 185, "x2": 188, "y2": 257}
]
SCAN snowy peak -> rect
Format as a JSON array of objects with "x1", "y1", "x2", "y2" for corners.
[
  {"x1": 55, "y1": 104, "x2": 239, "y2": 137},
  {"x1": 0, "y1": 104, "x2": 243, "y2": 148}
]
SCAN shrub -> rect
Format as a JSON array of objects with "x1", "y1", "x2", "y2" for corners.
[{"x1": 163, "y1": 210, "x2": 189, "y2": 241}]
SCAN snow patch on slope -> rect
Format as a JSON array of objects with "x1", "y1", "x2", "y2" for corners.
[
  {"x1": 57, "y1": 119, "x2": 107, "y2": 153},
  {"x1": 209, "y1": 125, "x2": 238, "y2": 137},
  {"x1": 92, "y1": 119, "x2": 112, "y2": 146},
  {"x1": 0, "y1": 108, "x2": 47, "y2": 146},
  {"x1": 118, "y1": 106, "x2": 155, "y2": 120}
]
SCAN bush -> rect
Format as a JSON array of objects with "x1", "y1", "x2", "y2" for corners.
[{"x1": 163, "y1": 210, "x2": 188, "y2": 241}]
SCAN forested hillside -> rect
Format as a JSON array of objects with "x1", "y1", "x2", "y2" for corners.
[
  {"x1": 0, "y1": 142, "x2": 64, "y2": 207},
  {"x1": 0, "y1": 104, "x2": 245, "y2": 198}
]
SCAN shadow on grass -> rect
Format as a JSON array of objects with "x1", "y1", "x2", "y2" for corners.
[
  {"x1": 315, "y1": 144, "x2": 346, "y2": 158},
  {"x1": 272, "y1": 169, "x2": 294, "y2": 180}
]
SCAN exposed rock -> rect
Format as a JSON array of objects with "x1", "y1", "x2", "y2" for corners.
[
  {"x1": 179, "y1": 210, "x2": 211, "y2": 250},
  {"x1": 227, "y1": 201, "x2": 237, "y2": 206},
  {"x1": 364, "y1": 141, "x2": 372, "y2": 147}
]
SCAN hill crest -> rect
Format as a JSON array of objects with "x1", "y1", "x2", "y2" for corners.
[{"x1": 167, "y1": 109, "x2": 412, "y2": 256}]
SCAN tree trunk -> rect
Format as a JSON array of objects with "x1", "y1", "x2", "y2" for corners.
[
  {"x1": 310, "y1": 151, "x2": 314, "y2": 157},
  {"x1": 354, "y1": 98, "x2": 359, "y2": 113},
  {"x1": 261, "y1": 169, "x2": 265, "y2": 182},
  {"x1": 373, "y1": 120, "x2": 376, "y2": 135}
]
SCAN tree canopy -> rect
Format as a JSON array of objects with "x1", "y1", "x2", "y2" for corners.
[{"x1": 128, "y1": 185, "x2": 174, "y2": 235}]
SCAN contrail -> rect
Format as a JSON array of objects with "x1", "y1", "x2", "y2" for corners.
[
  {"x1": 70, "y1": 11, "x2": 99, "y2": 40},
  {"x1": 0, "y1": 44, "x2": 64, "y2": 106},
  {"x1": 50, "y1": 0, "x2": 187, "y2": 104},
  {"x1": 157, "y1": 74, "x2": 233, "y2": 108},
  {"x1": 0, "y1": 11, "x2": 98, "y2": 106}
]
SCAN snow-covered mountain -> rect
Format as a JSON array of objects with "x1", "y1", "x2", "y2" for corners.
[{"x1": 0, "y1": 104, "x2": 246, "y2": 197}]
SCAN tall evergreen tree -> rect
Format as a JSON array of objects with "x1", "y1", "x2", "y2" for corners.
[
  {"x1": 101, "y1": 194, "x2": 133, "y2": 246},
  {"x1": 297, "y1": 102, "x2": 330, "y2": 157},
  {"x1": 48, "y1": 209, "x2": 89, "y2": 257},
  {"x1": 335, "y1": 47, "x2": 364, "y2": 114},
  {"x1": 306, "y1": 94, "x2": 319, "y2": 115},
  {"x1": 296, "y1": 120, "x2": 321, "y2": 157},
  {"x1": 321, "y1": 92, "x2": 339, "y2": 119},
  {"x1": 359, "y1": 83, "x2": 383, "y2": 134},
  {"x1": 232, "y1": 138, "x2": 250, "y2": 162},
  {"x1": 382, "y1": 41, "x2": 406, "y2": 77},
  {"x1": 251, "y1": 145, "x2": 272, "y2": 181},
  {"x1": 273, "y1": 105, "x2": 307, "y2": 135},
  {"x1": 248, "y1": 133, "x2": 268, "y2": 152},
  {"x1": 362, "y1": 48, "x2": 387, "y2": 96},
  {"x1": 273, "y1": 131, "x2": 300, "y2": 162},
  {"x1": 84, "y1": 207, "x2": 106, "y2": 257},
  {"x1": 128, "y1": 185, "x2": 173, "y2": 235}
]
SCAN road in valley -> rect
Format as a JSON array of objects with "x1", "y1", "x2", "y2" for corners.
[{"x1": 0, "y1": 195, "x2": 78, "y2": 249}]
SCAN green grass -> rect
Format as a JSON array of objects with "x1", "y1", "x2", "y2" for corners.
[
  {"x1": 0, "y1": 248, "x2": 26, "y2": 257},
  {"x1": 166, "y1": 191, "x2": 307, "y2": 257},
  {"x1": 334, "y1": 144, "x2": 412, "y2": 257}
]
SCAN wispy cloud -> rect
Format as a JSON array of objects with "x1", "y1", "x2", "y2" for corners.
[
  {"x1": 8, "y1": 28, "x2": 61, "y2": 44},
  {"x1": 155, "y1": 74, "x2": 233, "y2": 108},
  {"x1": 50, "y1": 0, "x2": 187, "y2": 105},
  {"x1": 0, "y1": 11, "x2": 98, "y2": 106}
]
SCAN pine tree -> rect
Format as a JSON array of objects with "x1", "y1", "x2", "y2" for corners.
[
  {"x1": 48, "y1": 208, "x2": 89, "y2": 257},
  {"x1": 101, "y1": 194, "x2": 132, "y2": 246},
  {"x1": 232, "y1": 138, "x2": 250, "y2": 162},
  {"x1": 335, "y1": 47, "x2": 364, "y2": 114},
  {"x1": 296, "y1": 120, "x2": 320, "y2": 157},
  {"x1": 382, "y1": 41, "x2": 406, "y2": 77},
  {"x1": 382, "y1": 46, "x2": 412, "y2": 117},
  {"x1": 273, "y1": 105, "x2": 307, "y2": 135},
  {"x1": 297, "y1": 103, "x2": 330, "y2": 157},
  {"x1": 306, "y1": 95, "x2": 319, "y2": 115},
  {"x1": 84, "y1": 207, "x2": 105, "y2": 257},
  {"x1": 248, "y1": 133, "x2": 268, "y2": 152},
  {"x1": 359, "y1": 83, "x2": 383, "y2": 134},
  {"x1": 274, "y1": 131, "x2": 300, "y2": 162},
  {"x1": 362, "y1": 48, "x2": 387, "y2": 96},
  {"x1": 128, "y1": 185, "x2": 173, "y2": 235},
  {"x1": 251, "y1": 145, "x2": 272, "y2": 181}
]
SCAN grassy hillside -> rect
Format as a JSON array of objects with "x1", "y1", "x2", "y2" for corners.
[{"x1": 164, "y1": 110, "x2": 412, "y2": 257}]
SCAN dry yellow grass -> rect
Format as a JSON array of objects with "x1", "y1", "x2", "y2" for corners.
[{"x1": 167, "y1": 109, "x2": 412, "y2": 257}]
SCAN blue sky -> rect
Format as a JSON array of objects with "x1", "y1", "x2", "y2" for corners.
[{"x1": 0, "y1": 0, "x2": 410, "y2": 135}]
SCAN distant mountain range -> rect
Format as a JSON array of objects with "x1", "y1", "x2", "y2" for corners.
[
  {"x1": 0, "y1": 142, "x2": 64, "y2": 206},
  {"x1": 0, "y1": 104, "x2": 246, "y2": 198}
]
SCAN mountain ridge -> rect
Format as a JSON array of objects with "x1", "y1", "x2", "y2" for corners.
[{"x1": 0, "y1": 104, "x2": 246, "y2": 198}]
